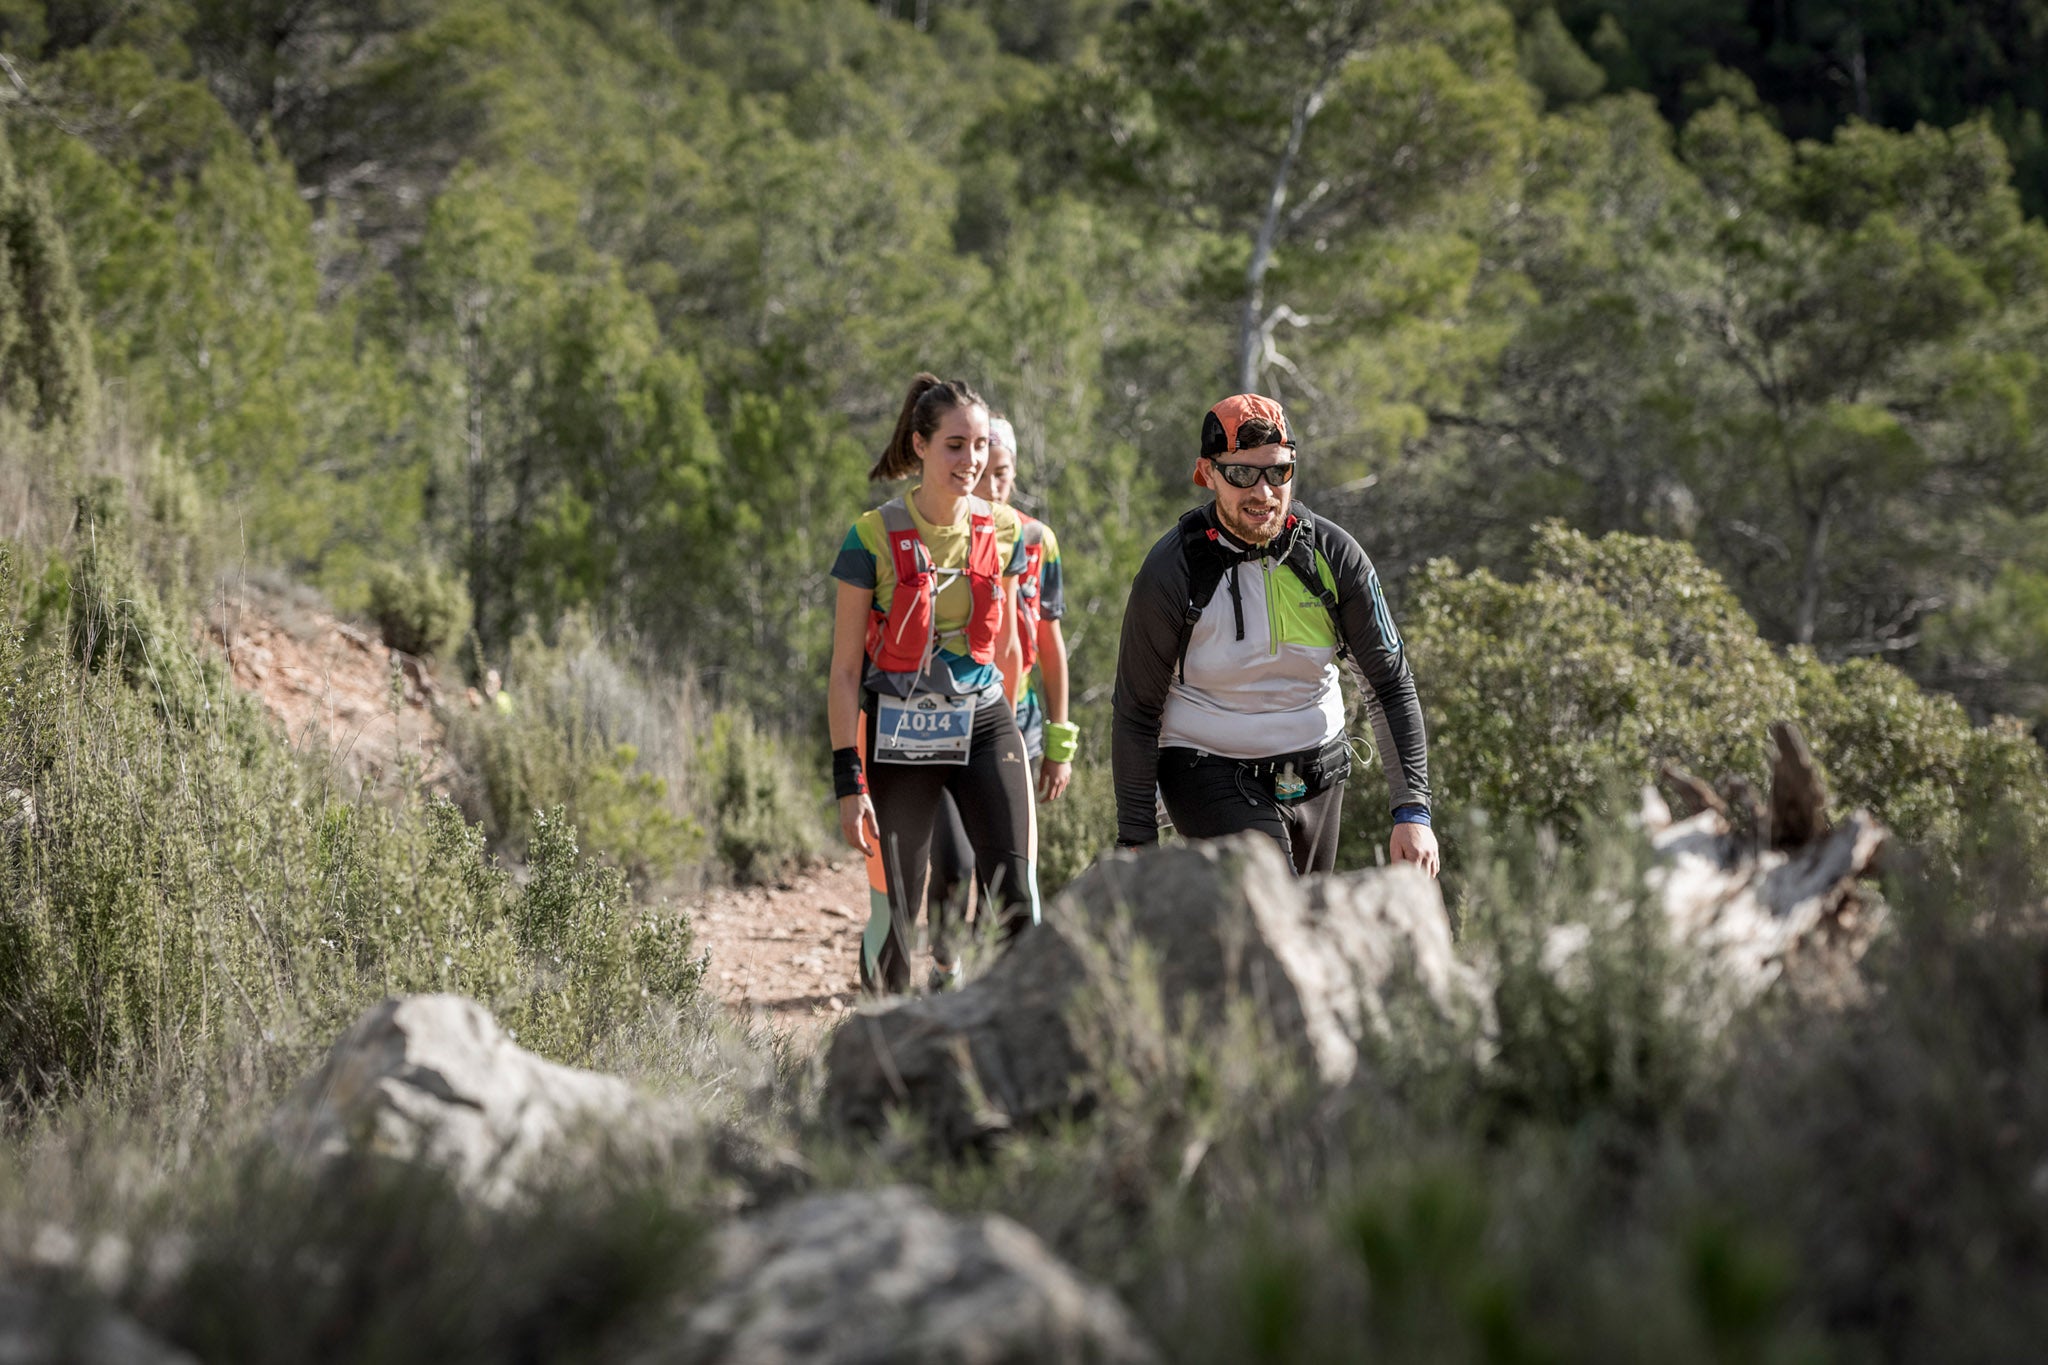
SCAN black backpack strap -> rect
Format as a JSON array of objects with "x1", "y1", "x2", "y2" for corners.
[
  {"x1": 1175, "y1": 508, "x2": 1228, "y2": 683},
  {"x1": 1279, "y1": 513, "x2": 1348, "y2": 661},
  {"x1": 1175, "y1": 508, "x2": 1347, "y2": 680}
]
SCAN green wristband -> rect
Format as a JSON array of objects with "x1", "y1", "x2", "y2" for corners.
[{"x1": 1042, "y1": 721, "x2": 1080, "y2": 765}]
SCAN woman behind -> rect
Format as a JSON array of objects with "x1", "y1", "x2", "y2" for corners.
[
  {"x1": 928, "y1": 415, "x2": 1077, "y2": 960},
  {"x1": 828, "y1": 375, "x2": 1043, "y2": 994}
]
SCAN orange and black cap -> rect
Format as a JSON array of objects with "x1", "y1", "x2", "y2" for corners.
[{"x1": 1195, "y1": 393, "x2": 1295, "y2": 485}]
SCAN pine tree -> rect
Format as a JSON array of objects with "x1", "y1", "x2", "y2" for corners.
[{"x1": 0, "y1": 124, "x2": 95, "y2": 430}]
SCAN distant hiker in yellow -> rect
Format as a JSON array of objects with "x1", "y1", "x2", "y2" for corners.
[{"x1": 486, "y1": 668, "x2": 513, "y2": 716}]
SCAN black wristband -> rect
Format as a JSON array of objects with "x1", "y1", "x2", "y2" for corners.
[{"x1": 832, "y1": 746, "x2": 866, "y2": 799}]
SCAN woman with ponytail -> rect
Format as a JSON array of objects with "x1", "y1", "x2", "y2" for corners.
[{"x1": 827, "y1": 374, "x2": 1042, "y2": 994}]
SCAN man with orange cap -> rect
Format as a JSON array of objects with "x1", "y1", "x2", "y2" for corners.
[{"x1": 1110, "y1": 394, "x2": 1437, "y2": 876}]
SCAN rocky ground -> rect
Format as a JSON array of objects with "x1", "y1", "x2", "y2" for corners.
[
  {"x1": 685, "y1": 859, "x2": 869, "y2": 1029},
  {"x1": 206, "y1": 581, "x2": 452, "y2": 794},
  {"x1": 205, "y1": 582, "x2": 867, "y2": 1036}
]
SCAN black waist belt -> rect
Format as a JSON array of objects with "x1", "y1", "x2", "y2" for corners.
[{"x1": 1169, "y1": 737, "x2": 1353, "y2": 788}]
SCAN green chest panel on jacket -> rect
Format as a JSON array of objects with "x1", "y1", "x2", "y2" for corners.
[{"x1": 1263, "y1": 553, "x2": 1340, "y2": 651}]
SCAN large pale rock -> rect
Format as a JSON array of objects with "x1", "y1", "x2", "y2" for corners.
[
  {"x1": 270, "y1": 994, "x2": 689, "y2": 1203},
  {"x1": 0, "y1": 1281, "x2": 195, "y2": 1365},
  {"x1": 824, "y1": 836, "x2": 1482, "y2": 1147},
  {"x1": 1638, "y1": 794, "x2": 1886, "y2": 1010},
  {"x1": 655, "y1": 1187, "x2": 1157, "y2": 1365},
  {"x1": 1628, "y1": 721, "x2": 1889, "y2": 1011}
]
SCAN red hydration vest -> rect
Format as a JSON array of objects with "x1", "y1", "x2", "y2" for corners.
[
  {"x1": 1015, "y1": 517, "x2": 1047, "y2": 674},
  {"x1": 865, "y1": 496, "x2": 1005, "y2": 677}
]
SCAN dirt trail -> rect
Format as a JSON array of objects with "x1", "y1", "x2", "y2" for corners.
[
  {"x1": 207, "y1": 584, "x2": 869, "y2": 1031},
  {"x1": 682, "y1": 857, "x2": 871, "y2": 1029}
]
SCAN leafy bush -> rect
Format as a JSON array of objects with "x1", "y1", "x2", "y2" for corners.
[
  {"x1": 1789, "y1": 651, "x2": 2048, "y2": 885},
  {"x1": 65, "y1": 491, "x2": 220, "y2": 726},
  {"x1": 506, "y1": 806, "x2": 705, "y2": 1060},
  {"x1": 444, "y1": 619, "x2": 708, "y2": 889},
  {"x1": 444, "y1": 616, "x2": 825, "y2": 889},
  {"x1": 365, "y1": 558, "x2": 471, "y2": 659},
  {"x1": 695, "y1": 709, "x2": 821, "y2": 886},
  {"x1": 1400, "y1": 523, "x2": 1790, "y2": 836},
  {"x1": 1392, "y1": 523, "x2": 2048, "y2": 887}
]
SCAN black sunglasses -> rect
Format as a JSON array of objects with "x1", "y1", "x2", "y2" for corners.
[{"x1": 1208, "y1": 459, "x2": 1297, "y2": 488}]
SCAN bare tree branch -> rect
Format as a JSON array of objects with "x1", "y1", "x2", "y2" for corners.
[{"x1": 0, "y1": 51, "x2": 88, "y2": 138}]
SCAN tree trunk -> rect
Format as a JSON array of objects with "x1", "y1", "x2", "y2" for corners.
[
  {"x1": 1236, "y1": 86, "x2": 1324, "y2": 394},
  {"x1": 1794, "y1": 489, "x2": 1833, "y2": 645},
  {"x1": 462, "y1": 310, "x2": 490, "y2": 649},
  {"x1": 1847, "y1": 23, "x2": 1870, "y2": 122}
]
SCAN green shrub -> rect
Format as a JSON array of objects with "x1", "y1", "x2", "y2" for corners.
[
  {"x1": 444, "y1": 619, "x2": 707, "y2": 889},
  {"x1": 1395, "y1": 523, "x2": 2048, "y2": 887},
  {"x1": 1398, "y1": 523, "x2": 1790, "y2": 841},
  {"x1": 696, "y1": 709, "x2": 821, "y2": 885},
  {"x1": 507, "y1": 806, "x2": 705, "y2": 1060},
  {"x1": 365, "y1": 558, "x2": 470, "y2": 659},
  {"x1": 65, "y1": 492, "x2": 219, "y2": 726},
  {"x1": 0, "y1": 545, "x2": 704, "y2": 1101},
  {"x1": 1789, "y1": 650, "x2": 2048, "y2": 884}
]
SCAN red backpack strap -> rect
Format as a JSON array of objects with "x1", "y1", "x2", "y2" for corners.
[
  {"x1": 961, "y1": 499, "x2": 1005, "y2": 664},
  {"x1": 866, "y1": 498, "x2": 938, "y2": 673}
]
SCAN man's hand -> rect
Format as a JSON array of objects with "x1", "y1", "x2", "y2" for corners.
[
  {"x1": 1038, "y1": 759, "x2": 1072, "y2": 802},
  {"x1": 838, "y1": 794, "x2": 879, "y2": 857},
  {"x1": 1390, "y1": 822, "x2": 1440, "y2": 878}
]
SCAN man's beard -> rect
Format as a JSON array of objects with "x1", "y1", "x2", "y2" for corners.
[{"x1": 1217, "y1": 497, "x2": 1285, "y2": 546}]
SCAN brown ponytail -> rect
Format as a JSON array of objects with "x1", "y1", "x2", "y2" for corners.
[{"x1": 871, "y1": 372, "x2": 987, "y2": 481}]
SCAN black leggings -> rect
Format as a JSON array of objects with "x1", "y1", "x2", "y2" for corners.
[
  {"x1": 929, "y1": 758, "x2": 1039, "y2": 938},
  {"x1": 864, "y1": 692, "x2": 1040, "y2": 992},
  {"x1": 1156, "y1": 746, "x2": 1345, "y2": 876}
]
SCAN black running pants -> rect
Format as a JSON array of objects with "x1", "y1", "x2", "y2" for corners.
[
  {"x1": 864, "y1": 692, "x2": 1040, "y2": 993},
  {"x1": 929, "y1": 757, "x2": 1040, "y2": 949},
  {"x1": 1156, "y1": 746, "x2": 1345, "y2": 876}
]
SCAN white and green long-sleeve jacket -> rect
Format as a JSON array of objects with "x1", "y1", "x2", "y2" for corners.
[{"x1": 1110, "y1": 502, "x2": 1430, "y2": 846}]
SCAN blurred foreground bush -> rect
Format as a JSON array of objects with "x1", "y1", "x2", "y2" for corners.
[{"x1": 827, "y1": 805, "x2": 2048, "y2": 1364}]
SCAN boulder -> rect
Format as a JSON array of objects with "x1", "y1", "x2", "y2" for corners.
[
  {"x1": 269, "y1": 994, "x2": 691, "y2": 1204},
  {"x1": 0, "y1": 1280, "x2": 195, "y2": 1365},
  {"x1": 654, "y1": 1186, "x2": 1157, "y2": 1365},
  {"x1": 824, "y1": 836, "x2": 1482, "y2": 1147}
]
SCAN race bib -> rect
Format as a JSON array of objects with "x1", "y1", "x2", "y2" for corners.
[{"x1": 872, "y1": 692, "x2": 975, "y2": 764}]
